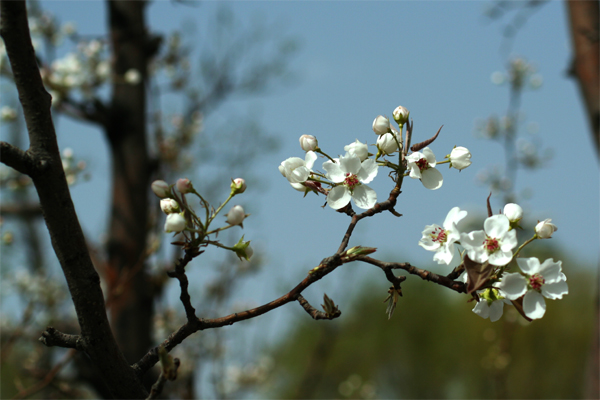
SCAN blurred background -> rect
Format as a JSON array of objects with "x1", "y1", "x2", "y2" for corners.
[{"x1": 1, "y1": 0, "x2": 597, "y2": 398}]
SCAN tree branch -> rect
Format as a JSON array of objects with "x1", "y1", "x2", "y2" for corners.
[
  {"x1": 0, "y1": 1, "x2": 147, "y2": 397},
  {"x1": 0, "y1": 141, "x2": 36, "y2": 175},
  {"x1": 38, "y1": 326, "x2": 86, "y2": 351}
]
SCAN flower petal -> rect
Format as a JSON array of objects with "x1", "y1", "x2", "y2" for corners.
[
  {"x1": 339, "y1": 153, "x2": 361, "y2": 175},
  {"x1": 523, "y1": 290, "x2": 546, "y2": 319},
  {"x1": 420, "y1": 168, "x2": 443, "y2": 190},
  {"x1": 357, "y1": 158, "x2": 378, "y2": 184},
  {"x1": 323, "y1": 160, "x2": 344, "y2": 182},
  {"x1": 472, "y1": 301, "x2": 490, "y2": 319},
  {"x1": 517, "y1": 257, "x2": 541, "y2": 275},
  {"x1": 498, "y1": 272, "x2": 528, "y2": 300},
  {"x1": 484, "y1": 215, "x2": 510, "y2": 238},
  {"x1": 541, "y1": 280, "x2": 568, "y2": 300},
  {"x1": 538, "y1": 258, "x2": 562, "y2": 283},
  {"x1": 351, "y1": 185, "x2": 377, "y2": 209},
  {"x1": 326, "y1": 186, "x2": 351, "y2": 209},
  {"x1": 304, "y1": 151, "x2": 318, "y2": 169},
  {"x1": 489, "y1": 300, "x2": 505, "y2": 322}
]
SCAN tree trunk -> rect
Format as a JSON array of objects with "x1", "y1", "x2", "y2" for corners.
[{"x1": 105, "y1": 0, "x2": 154, "y2": 371}]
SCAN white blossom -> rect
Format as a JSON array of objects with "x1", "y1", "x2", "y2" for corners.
[
  {"x1": 460, "y1": 214, "x2": 517, "y2": 266},
  {"x1": 449, "y1": 146, "x2": 472, "y2": 170},
  {"x1": 372, "y1": 115, "x2": 391, "y2": 135},
  {"x1": 164, "y1": 213, "x2": 186, "y2": 233},
  {"x1": 418, "y1": 207, "x2": 467, "y2": 265},
  {"x1": 498, "y1": 257, "x2": 568, "y2": 319},
  {"x1": 279, "y1": 151, "x2": 317, "y2": 184},
  {"x1": 322, "y1": 153, "x2": 378, "y2": 209},
  {"x1": 405, "y1": 147, "x2": 443, "y2": 190},
  {"x1": 344, "y1": 139, "x2": 369, "y2": 161}
]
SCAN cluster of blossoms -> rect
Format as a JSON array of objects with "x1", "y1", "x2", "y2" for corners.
[
  {"x1": 418, "y1": 203, "x2": 567, "y2": 321},
  {"x1": 152, "y1": 177, "x2": 253, "y2": 261},
  {"x1": 278, "y1": 105, "x2": 472, "y2": 211}
]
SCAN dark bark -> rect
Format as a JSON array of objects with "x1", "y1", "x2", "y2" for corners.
[
  {"x1": 105, "y1": 0, "x2": 155, "y2": 371},
  {"x1": 0, "y1": 1, "x2": 147, "y2": 398},
  {"x1": 566, "y1": 0, "x2": 600, "y2": 155}
]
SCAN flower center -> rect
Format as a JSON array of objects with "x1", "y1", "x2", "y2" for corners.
[
  {"x1": 429, "y1": 227, "x2": 447, "y2": 244},
  {"x1": 415, "y1": 158, "x2": 430, "y2": 171},
  {"x1": 529, "y1": 273, "x2": 545, "y2": 291},
  {"x1": 483, "y1": 236, "x2": 500, "y2": 253},
  {"x1": 344, "y1": 173, "x2": 360, "y2": 190}
]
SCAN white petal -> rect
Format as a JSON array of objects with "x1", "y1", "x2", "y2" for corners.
[
  {"x1": 323, "y1": 160, "x2": 345, "y2": 182},
  {"x1": 420, "y1": 168, "x2": 443, "y2": 190},
  {"x1": 304, "y1": 151, "x2": 318, "y2": 169},
  {"x1": 498, "y1": 272, "x2": 528, "y2": 300},
  {"x1": 287, "y1": 166, "x2": 310, "y2": 184},
  {"x1": 517, "y1": 257, "x2": 541, "y2": 275},
  {"x1": 488, "y1": 250, "x2": 513, "y2": 266},
  {"x1": 357, "y1": 158, "x2": 378, "y2": 184},
  {"x1": 443, "y1": 207, "x2": 467, "y2": 230},
  {"x1": 351, "y1": 185, "x2": 377, "y2": 209},
  {"x1": 472, "y1": 301, "x2": 490, "y2": 319},
  {"x1": 327, "y1": 186, "x2": 351, "y2": 210},
  {"x1": 484, "y1": 215, "x2": 510, "y2": 238},
  {"x1": 541, "y1": 280, "x2": 568, "y2": 300},
  {"x1": 538, "y1": 258, "x2": 562, "y2": 283},
  {"x1": 339, "y1": 153, "x2": 361, "y2": 175},
  {"x1": 500, "y1": 229, "x2": 518, "y2": 252},
  {"x1": 460, "y1": 231, "x2": 487, "y2": 263},
  {"x1": 523, "y1": 290, "x2": 546, "y2": 319},
  {"x1": 488, "y1": 300, "x2": 505, "y2": 322},
  {"x1": 418, "y1": 224, "x2": 442, "y2": 251},
  {"x1": 433, "y1": 243, "x2": 455, "y2": 265},
  {"x1": 422, "y1": 147, "x2": 437, "y2": 166}
]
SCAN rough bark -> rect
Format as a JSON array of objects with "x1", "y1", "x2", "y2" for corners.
[{"x1": 0, "y1": 1, "x2": 147, "y2": 398}]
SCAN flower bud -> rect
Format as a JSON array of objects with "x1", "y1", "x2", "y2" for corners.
[
  {"x1": 344, "y1": 139, "x2": 369, "y2": 161},
  {"x1": 376, "y1": 132, "x2": 400, "y2": 155},
  {"x1": 176, "y1": 178, "x2": 194, "y2": 194},
  {"x1": 372, "y1": 115, "x2": 391, "y2": 135},
  {"x1": 449, "y1": 146, "x2": 472, "y2": 170},
  {"x1": 393, "y1": 106, "x2": 409, "y2": 125},
  {"x1": 503, "y1": 203, "x2": 523, "y2": 224},
  {"x1": 164, "y1": 213, "x2": 186, "y2": 233},
  {"x1": 299, "y1": 134, "x2": 318, "y2": 152},
  {"x1": 152, "y1": 180, "x2": 171, "y2": 198},
  {"x1": 226, "y1": 205, "x2": 246, "y2": 227},
  {"x1": 160, "y1": 198, "x2": 180, "y2": 214},
  {"x1": 535, "y1": 219, "x2": 557, "y2": 239},
  {"x1": 231, "y1": 178, "x2": 246, "y2": 194}
]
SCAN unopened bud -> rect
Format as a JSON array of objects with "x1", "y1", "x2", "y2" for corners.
[
  {"x1": 152, "y1": 180, "x2": 171, "y2": 198},
  {"x1": 393, "y1": 106, "x2": 409, "y2": 125},
  {"x1": 372, "y1": 115, "x2": 391, "y2": 135},
  {"x1": 176, "y1": 178, "x2": 194, "y2": 194},
  {"x1": 299, "y1": 134, "x2": 318, "y2": 152},
  {"x1": 231, "y1": 178, "x2": 246, "y2": 195}
]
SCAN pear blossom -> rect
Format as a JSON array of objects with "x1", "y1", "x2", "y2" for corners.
[
  {"x1": 151, "y1": 180, "x2": 171, "y2": 198},
  {"x1": 372, "y1": 115, "x2": 391, "y2": 135},
  {"x1": 344, "y1": 139, "x2": 369, "y2": 161},
  {"x1": 448, "y1": 146, "x2": 472, "y2": 170},
  {"x1": 377, "y1": 132, "x2": 401, "y2": 156},
  {"x1": 279, "y1": 151, "x2": 317, "y2": 184},
  {"x1": 176, "y1": 178, "x2": 193, "y2": 193},
  {"x1": 535, "y1": 219, "x2": 557, "y2": 239},
  {"x1": 405, "y1": 147, "x2": 443, "y2": 190},
  {"x1": 393, "y1": 106, "x2": 409, "y2": 125},
  {"x1": 498, "y1": 257, "x2": 568, "y2": 319},
  {"x1": 472, "y1": 288, "x2": 512, "y2": 322},
  {"x1": 460, "y1": 214, "x2": 518, "y2": 266},
  {"x1": 299, "y1": 135, "x2": 318, "y2": 152},
  {"x1": 231, "y1": 178, "x2": 247, "y2": 194},
  {"x1": 164, "y1": 213, "x2": 186, "y2": 233},
  {"x1": 124, "y1": 69, "x2": 141, "y2": 84},
  {"x1": 419, "y1": 207, "x2": 467, "y2": 265},
  {"x1": 503, "y1": 203, "x2": 523, "y2": 224},
  {"x1": 160, "y1": 198, "x2": 180, "y2": 214},
  {"x1": 322, "y1": 153, "x2": 378, "y2": 210},
  {"x1": 226, "y1": 205, "x2": 246, "y2": 227}
]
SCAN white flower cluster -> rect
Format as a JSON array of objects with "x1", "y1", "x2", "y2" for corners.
[
  {"x1": 278, "y1": 106, "x2": 472, "y2": 210},
  {"x1": 418, "y1": 203, "x2": 567, "y2": 321},
  {"x1": 152, "y1": 177, "x2": 253, "y2": 261}
]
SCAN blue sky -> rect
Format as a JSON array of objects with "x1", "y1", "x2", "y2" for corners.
[{"x1": 9, "y1": 0, "x2": 597, "y2": 327}]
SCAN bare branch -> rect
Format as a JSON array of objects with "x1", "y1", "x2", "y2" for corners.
[
  {"x1": 0, "y1": 141, "x2": 36, "y2": 176},
  {"x1": 39, "y1": 327, "x2": 86, "y2": 351},
  {"x1": 166, "y1": 250, "x2": 198, "y2": 322}
]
